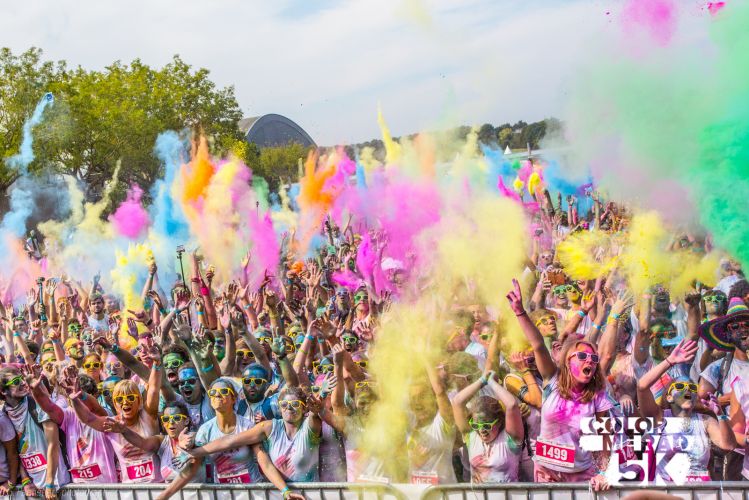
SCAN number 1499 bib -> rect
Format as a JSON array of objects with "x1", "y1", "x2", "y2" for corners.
[{"x1": 535, "y1": 438, "x2": 576, "y2": 468}]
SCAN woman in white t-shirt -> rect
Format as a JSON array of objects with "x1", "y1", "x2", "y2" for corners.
[
  {"x1": 506, "y1": 278, "x2": 612, "y2": 490},
  {"x1": 451, "y1": 370, "x2": 524, "y2": 482}
]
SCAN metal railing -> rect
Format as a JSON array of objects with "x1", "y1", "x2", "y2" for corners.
[
  {"x1": 419, "y1": 482, "x2": 749, "y2": 500},
  {"x1": 57, "y1": 482, "x2": 408, "y2": 500}
]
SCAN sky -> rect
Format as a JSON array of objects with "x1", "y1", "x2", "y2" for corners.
[{"x1": 0, "y1": 0, "x2": 614, "y2": 146}]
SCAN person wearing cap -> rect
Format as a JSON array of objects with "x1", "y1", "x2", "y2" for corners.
[{"x1": 700, "y1": 297, "x2": 749, "y2": 480}]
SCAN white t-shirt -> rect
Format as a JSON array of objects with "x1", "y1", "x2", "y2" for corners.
[
  {"x1": 0, "y1": 412, "x2": 16, "y2": 483},
  {"x1": 157, "y1": 435, "x2": 206, "y2": 483},
  {"x1": 319, "y1": 421, "x2": 346, "y2": 482},
  {"x1": 465, "y1": 429, "x2": 521, "y2": 483},
  {"x1": 61, "y1": 408, "x2": 118, "y2": 483},
  {"x1": 264, "y1": 417, "x2": 321, "y2": 482},
  {"x1": 196, "y1": 415, "x2": 262, "y2": 484},
  {"x1": 537, "y1": 375, "x2": 614, "y2": 473},
  {"x1": 87, "y1": 314, "x2": 110, "y2": 334},
  {"x1": 105, "y1": 410, "x2": 161, "y2": 483},
  {"x1": 406, "y1": 413, "x2": 456, "y2": 484}
]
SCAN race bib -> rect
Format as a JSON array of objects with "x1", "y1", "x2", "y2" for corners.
[
  {"x1": 217, "y1": 469, "x2": 252, "y2": 484},
  {"x1": 70, "y1": 464, "x2": 103, "y2": 482},
  {"x1": 125, "y1": 459, "x2": 155, "y2": 482},
  {"x1": 535, "y1": 438, "x2": 576, "y2": 468},
  {"x1": 20, "y1": 453, "x2": 47, "y2": 473},
  {"x1": 410, "y1": 470, "x2": 439, "y2": 485}
]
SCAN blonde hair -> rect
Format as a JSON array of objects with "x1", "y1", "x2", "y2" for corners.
[
  {"x1": 113, "y1": 380, "x2": 141, "y2": 403},
  {"x1": 557, "y1": 340, "x2": 604, "y2": 404}
]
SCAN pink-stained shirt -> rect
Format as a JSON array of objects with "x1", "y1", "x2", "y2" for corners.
[{"x1": 60, "y1": 408, "x2": 118, "y2": 483}]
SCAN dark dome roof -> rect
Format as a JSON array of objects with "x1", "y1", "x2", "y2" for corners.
[{"x1": 239, "y1": 114, "x2": 316, "y2": 148}]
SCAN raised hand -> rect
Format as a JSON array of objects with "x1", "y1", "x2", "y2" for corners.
[
  {"x1": 611, "y1": 289, "x2": 634, "y2": 315},
  {"x1": 507, "y1": 352, "x2": 530, "y2": 373},
  {"x1": 319, "y1": 371, "x2": 338, "y2": 398},
  {"x1": 331, "y1": 342, "x2": 345, "y2": 365},
  {"x1": 178, "y1": 427, "x2": 196, "y2": 449},
  {"x1": 667, "y1": 339, "x2": 698, "y2": 366},
  {"x1": 270, "y1": 337, "x2": 286, "y2": 357},
  {"x1": 147, "y1": 290, "x2": 164, "y2": 312},
  {"x1": 505, "y1": 279, "x2": 525, "y2": 316},
  {"x1": 128, "y1": 309, "x2": 150, "y2": 324},
  {"x1": 146, "y1": 343, "x2": 162, "y2": 365},
  {"x1": 175, "y1": 288, "x2": 191, "y2": 312},
  {"x1": 172, "y1": 449, "x2": 197, "y2": 469},
  {"x1": 172, "y1": 314, "x2": 192, "y2": 343},
  {"x1": 60, "y1": 365, "x2": 81, "y2": 397},
  {"x1": 102, "y1": 417, "x2": 127, "y2": 433},
  {"x1": 22, "y1": 363, "x2": 44, "y2": 390},
  {"x1": 26, "y1": 288, "x2": 38, "y2": 308},
  {"x1": 149, "y1": 261, "x2": 158, "y2": 277},
  {"x1": 126, "y1": 318, "x2": 139, "y2": 339}
]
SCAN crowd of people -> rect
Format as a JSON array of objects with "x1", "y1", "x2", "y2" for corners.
[{"x1": 0, "y1": 187, "x2": 748, "y2": 500}]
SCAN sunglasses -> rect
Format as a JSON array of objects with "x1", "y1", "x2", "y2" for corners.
[
  {"x1": 316, "y1": 364, "x2": 334, "y2": 374},
  {"x1": 355, "y1": 360, "x2": 368, "y2": 369},
  {"x1": 704, "y1": 295, "x2": 727, "y2": 304},
  {"x1": 160, "y1": 414, "x2": 188, "y2": 424},
  {"x1": 727, "y1": 321, "x2": 749, "y2": 333},
  {"x1": 535, "y1": 316, "x2": 556, "y2": 327},
  {"x1": 256, "y1": 336, "x2": 271, "y2": 344},
  {"x1": 668, "y1": 382, "x2": 698, "y2": 394},
  {"x1": 553, "y1": 285, "x2": 577, "y2": 296},
  {"x1": 106, "y1": 362, "x2": 123, "y2": 370},
  {"x1": 5, "y1": 376, "x2": 24, "y2": 387},
  {"x1": 354, "y1": 294, "x2": 367, "y2": 304},
  {"x1": 279, "y1": 400, "x2": 306, "y2": 410},
  {"x1": 83, "y1": 362, "x2": 102, "y2": 370},
  {"x1": 164, "y1": 359, "x2": 185, "y2": 370},
  {"x1": 41, "y1": 347, "x2": 54, "y2": 354},
  {"x1": 208, "y1": 387, "x2": 235, "y2": 398},
  {"x1": 284, "y1": 343, "x2": 296, "y2": 353},
  {"x1": 469, "y1": 418, "x2": 499, "y2": 432},
  {"x1": 342, "y1": 336, "x2": 358, "y2": 344},
  {"x1": 569, "y1": 352, "x2": 599, "y2": 364},
  {"x1": 355, "y1": 381, "x2": 374, "y2": 389},
  {"x1": 114, "y1": 394, "x2": 139, "y2": 404},
  {"x1": 179, "y1": 378, "x2": 197, "y2": 387},
  {"x1": 236, "y1": 350, "x2": 255, "y2": 359},
  {"x1": 242, "y1": 377, "x2": 268, "y2": 387},
  {"x1": 479, "y1": 333, "x2": 493, "y2": 341},
  {"x1": 654, "y1": 329, "x2": 678, "y2": 339},
  {"x1": 43, "y1": 363, "x2": 55, "y2": 372}
]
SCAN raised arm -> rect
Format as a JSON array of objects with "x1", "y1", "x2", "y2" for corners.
[
  {"x1": 451, "y1": 372, "x2": 491, "y2": 435},
  {"x1": 487, "y1": 376, "x2": 524, "y2": 443},
  {"x1": 102, "y1": 418, "x2": 161, "y2": 453},
  {"x1": 506, "y1": 279, "x2": 557, "y2": 379},
  {"x1": 25, "y1": 364, "x2": 64, "y2": 426},
  {"x1": 177, "y1": 420, "x2": 272, "y2": 463},
  {"x1": 425, "y1": 358, "x2": 453, "y2": 426},
  {"x1": 637, "y1": 339, "x2": 697, "y2": 419}
]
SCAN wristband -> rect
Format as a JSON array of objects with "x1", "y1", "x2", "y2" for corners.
[
  {"x1": 479, "y1": 376, "x2": 489, "y2": 387},
  {"x1": 80, "y1": 392, "x2": 87, "y2": 401},
  {"x1": 665, "y1": 359, "x2": 673, "y2": 368},
  {"x1": 611, "y1": 312, "x2": 622, "y2": 320},
  {"x1": 45, "y1": 484, "x2": 55, "y2": 489},
  {"x1": 576, "y1": 310, "x2": 586, "y2": 318},
  {"x1": 718, "y1": 414, "x2": 729, "y2": 421},
  {"x1": 12, "y1": 333, "x2": 19, "y2": 338},
  {"x1": 111, "y1": 344, "x2": 120, "y2": 353},
  {"x1": 280, "y1": 486, "x2": 290, "y2": 498},
  {"x1": 51, "y1": 338, "x2": 60, "y2": 344},
  {"x1": 159, "y1": 308, "x2": 167, "y2": 315},
  {"x1": 196, "y1": 311, "x2": 204, "y2": 316},
  {"x1": 201, "y1": 364, "x2": 214, "y2": 373},
  {"x1": 306, "y1": 335, "x2": 315, "y2": 341},
  {"x1": 591, "y1": 322, "x2": 601, "y2": 331},
  {"x1": 515, "y1": 311, "x2": 527, "y2": 317},
  {"x1": 243, "y1": 304, "x2": 251, "y2": 310},
  {"x1": 21, "y1": 478, "x2": 31, "y2": 487},
  {"x1": 200, "y1": 286, "x2": 210, "y2": 296},
  {"x1": 153, "y1": 363, "x2": 162, "y2": 371}
]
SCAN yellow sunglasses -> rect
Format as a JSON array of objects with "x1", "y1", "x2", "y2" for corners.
[{"x1": 114, "y1": 394, "x2": 139, "y2": 404}]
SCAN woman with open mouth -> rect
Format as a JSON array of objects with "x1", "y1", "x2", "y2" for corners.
[
  {"x1": 506, "y1": 278, "x2": 613, "y2": 491},
  {"x1": 170, "y1": 378, "x2": 305, "y2": 500},
  {"x1": 103, "y1": 401, "x2": 205, "y2": 500},
  {"x1": 637, "y1": 339, "x2": 736, "y2": 482},
  {"x1": 451, "y1": 369, "x2": 524, "y2": 482}
]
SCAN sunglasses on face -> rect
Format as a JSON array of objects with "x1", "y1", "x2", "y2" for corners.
[
  {"x1": 208, "y1": 387, "x2": 234, "y2": 398},
  {"x1": 179, "y1": 378, "x2": 197, "y2": 387},
  {"x1": 5, "y1": 376, "x2": 24, "y2": 387},
  {"x1": 355, "y1": 360, "x2": 368, "y2": 369},
  {"x1": 242, "y1": 377, "x2": 268, "y2": 387},
  {"x1": 256, "y1": 337, "x2": 271, "y2": 344},
  {"x1": 569, "y1": 351, "x2": 600, "y2": 364},
  {"x1": 535, "y1": 316, "x2": 556, "y2": 327},
  {"x1": 99, "y1": 387, "x2": 113, "y2": 398},
  {"x1": 160, "y1": 414, "x2": 188, "y2": 424},
  {"x1": 355, "y1": 381, "x2": 374, "y2": 389},
  {"x1": 114, "y1": 394, "x2": 139, "y2": 404},
  {"x1": 354, "y1": 294, "x2": 367, "y2": 304},
  {"x1": 316, "y1": 364, "x2": 334, "y2": 374},
  {"x1": 727, "y1": 321, "x2": 749, "y2": 333},
  {"x1": 279, "y1": 399, "x2": 306, "y2": 410},
  {"x1": 479, "y1": 333, "x2": 493, "y2": 341},
  {"x1": 554, "y1": 285, "x2": 577, "y2": 297},
  {"x1": 236, "y1": 350, "x2": 255, "y2": 359},
  {"x1": 342, "y1": 336, "x2": 358, "y2": 345},
  {"x1": 106, "y1": 362, "x2": 123, "y2": 370},
  {"x1": 43, "y1": 363, "x2": 55, "y2": 372},
  {"x1": 668, "y1": 382, "x2": 698, "y2": 394},
  {"x1": 83, "y1": 362, "x2": 102, "y2": 370},
  {"x1": 654, "y1": 329, "x2": 678, "y2": 339},
  {"x1": 41, "y1": 347, "x2": 54, "y2": 354},
  {"x1": 164, "y1": 359, "x2": 185, "y2": 370},
  {"x1": 284, "y1": 343, "x2": 296, "y2": 353},
  {"x1": 704, "y1": 295, "x2": 727, "y2": 304},
  {"x1": 469, "y1": 418, "x2": 499, "y2": 432}
]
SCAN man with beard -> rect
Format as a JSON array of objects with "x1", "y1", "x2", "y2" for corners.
[
  {"x1": 175, "y1": 363, "x2": 214, "y2": 428},
  {"x1": 237, "y1": 363, "x2": 280, "y2": 423},
  {"x1": 701, "y1": 297, "x2": 749, "y2": 480},
  {"x1": 86, "y1": 293, "x2": 109, "y2": 334}
]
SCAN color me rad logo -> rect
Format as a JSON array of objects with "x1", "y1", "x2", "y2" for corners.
[{"x1": 579, "y1": 417, "x2": 709, "y2": 485}]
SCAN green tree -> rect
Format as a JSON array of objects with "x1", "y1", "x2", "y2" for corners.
[
  {"x1": 477, "y1": 123, "x2": 496, "y2": 145},
  {"x1": 497, "y1": 127, "x2": 513, "y2": 149},
  {"x1": 246, "y1": 142, "x2": 313, "y2": 192},
  {"x1": 2, "y1": 48, "x2": 244, "y2": 203}
]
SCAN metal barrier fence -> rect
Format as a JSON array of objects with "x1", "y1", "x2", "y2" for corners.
[
  {"x1": 5, "y1": 482, "x2": 742, "y2": 500},
  {"x1": 56, "y1": 483, "x2": 408, "y2": 500},
  {"x1": 420, "y1": 482, "x2": 749, "y2": 500}
]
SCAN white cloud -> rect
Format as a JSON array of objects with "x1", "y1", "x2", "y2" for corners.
[{"x1": 0, "y1": 0, "x2": 610, "y2": 145}]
